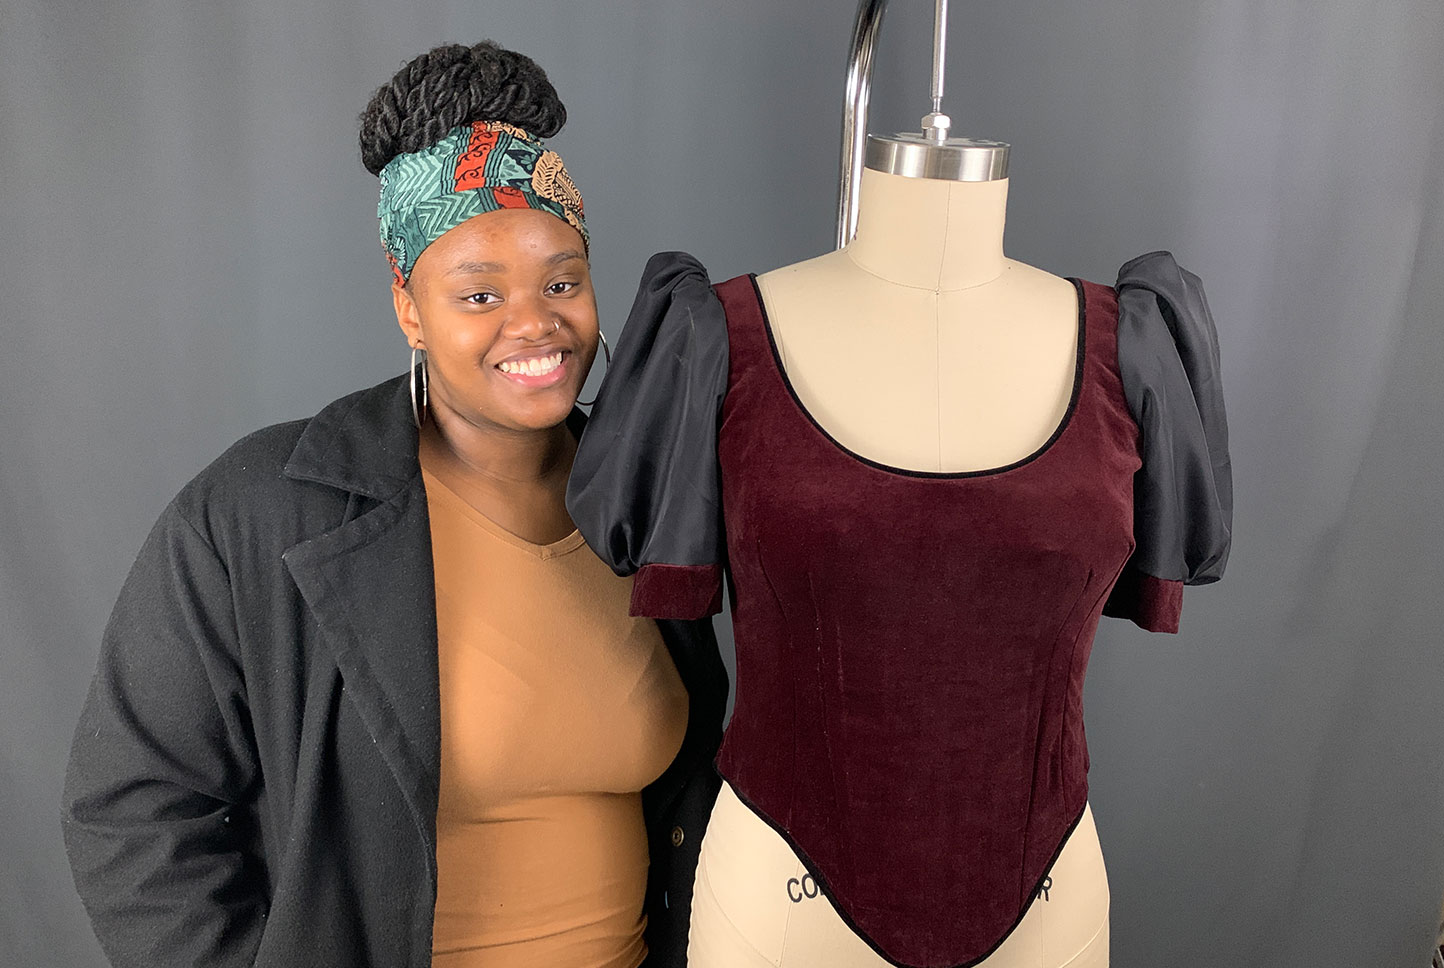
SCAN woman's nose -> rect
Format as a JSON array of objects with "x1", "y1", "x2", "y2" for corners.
[{"x1": 500, "y1": 293, "x2": 556, "y2": 341}]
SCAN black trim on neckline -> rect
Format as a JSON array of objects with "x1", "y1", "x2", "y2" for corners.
[{"x1": 747, "y1": 273, "x2": 1088, "y2": 480}]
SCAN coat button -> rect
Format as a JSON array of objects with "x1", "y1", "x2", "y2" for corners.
[{"x1": 671, "y1": 825, "x2": 685, "y2": 847}]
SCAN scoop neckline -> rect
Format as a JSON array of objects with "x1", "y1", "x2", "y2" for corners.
[{"x1": 747, "y1": 273, "x2": 1087, "y2": 481}]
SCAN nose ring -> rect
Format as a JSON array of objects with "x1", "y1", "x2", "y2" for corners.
[{"x1": 552, "y1": 320, "x2": 561, "y2": 333}]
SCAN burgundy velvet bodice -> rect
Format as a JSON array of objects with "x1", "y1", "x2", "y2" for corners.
[
  {"x1": 709, "y1": 275, "x2": 1141, "y2": 967},
  {"x1": 568, "y1": 250, "x2": 1231, "y2": 967}
]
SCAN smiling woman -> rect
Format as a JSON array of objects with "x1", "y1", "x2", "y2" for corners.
[
  {"x1": 397, "y1": 210, "x2": 597, "y2": 447},
  {"x1": 60, "y1": 39, "x2": 727, "y2": 968}
]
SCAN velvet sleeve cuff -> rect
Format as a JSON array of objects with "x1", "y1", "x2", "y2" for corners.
[
  {"x1": 631, "y1": 563, "x2": 724, "y2": 620},
  {"x1": 1102, "y1": 565, "x2": 1183, "y2": 634}
]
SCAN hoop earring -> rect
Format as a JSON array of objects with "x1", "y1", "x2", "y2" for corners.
[
  {"x1": 410, "y1": 346, "x2": 428, "y2": 429},
  {"x1": 577, "y1": 330, "x2": 612, "y2": 408}
]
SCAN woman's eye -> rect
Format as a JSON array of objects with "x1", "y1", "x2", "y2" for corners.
[
  {"x1": 463, "y1": 292, "x2": 500, "y2": 305},
  {"x1": 546, "y1": 281, "x2": 577, "y2": 295}
]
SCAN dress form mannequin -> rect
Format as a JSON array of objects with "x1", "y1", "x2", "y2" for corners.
[
  {"x1": 687, "y1": 167, "x2": 1111, "y2": 967},
  {"x1": 568, "y1": 5, "x2": 1230, "y2": 962}
]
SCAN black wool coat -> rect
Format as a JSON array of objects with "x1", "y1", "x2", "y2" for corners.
[{"x1": 62, "y1": 374, "x2": 728, "y2": 968}]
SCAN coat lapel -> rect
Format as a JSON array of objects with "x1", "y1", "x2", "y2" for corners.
[
  {"x1": 279, "y1": 375, "x2": 441, "y2": 859},
  {"x1": 282, "y1": 479, "x2": 440, "y2": 854}
]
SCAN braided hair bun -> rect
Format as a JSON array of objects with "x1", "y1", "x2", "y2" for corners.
[{"x1": 359, "y1": 40, "x2": 567, "y2": 176}]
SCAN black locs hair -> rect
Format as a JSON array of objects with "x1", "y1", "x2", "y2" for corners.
[{"x1": 358, "y1": 40, "x2": 567, "y2": 176}]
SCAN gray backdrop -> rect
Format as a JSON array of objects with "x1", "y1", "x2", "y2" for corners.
[{"x1": 4, "y1": 1, "x2": 1442, "y2": 966}]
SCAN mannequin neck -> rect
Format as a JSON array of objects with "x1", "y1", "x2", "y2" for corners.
[{"x1": 845, "y1": 167, "x2": 1008, "y2": 291}]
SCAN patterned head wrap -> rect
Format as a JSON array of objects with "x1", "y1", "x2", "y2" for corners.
[{"x1": 377, "y1": 120, "x2": 587, "y2": 284}]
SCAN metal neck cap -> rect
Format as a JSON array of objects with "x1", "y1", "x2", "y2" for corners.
[{"x1": 864, "y1": 133, "x2": 1010, "y2": 182}]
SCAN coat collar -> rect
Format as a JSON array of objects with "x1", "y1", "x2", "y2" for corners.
[
  {"x1": 283, "y1": 374, "x2": 421, "y2": 501},
  {"x1": 281, "y1": 372, "x2": 590, "y2": 499}
]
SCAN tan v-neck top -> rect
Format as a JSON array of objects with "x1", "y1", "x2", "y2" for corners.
[{"x1": 420, "y1": 431, "x2": 689, "y2": 968}]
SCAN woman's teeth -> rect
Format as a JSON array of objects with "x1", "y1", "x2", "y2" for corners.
[{"x1": 498, "y1": 352, "x2": 563, "y2": 376}]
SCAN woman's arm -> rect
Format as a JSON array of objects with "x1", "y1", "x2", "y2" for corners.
[{"x1": 62, "y1": 503, "x2": 268, "y2": 968}]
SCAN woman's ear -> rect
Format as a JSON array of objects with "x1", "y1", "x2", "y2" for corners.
[{"x1": 392, "y1": 280, "x2": 424, "y2": 348}]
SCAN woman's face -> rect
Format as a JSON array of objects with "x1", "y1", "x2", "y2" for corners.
[{"x1": 393, "y1": 208, "x2": 598, "y2": 435}]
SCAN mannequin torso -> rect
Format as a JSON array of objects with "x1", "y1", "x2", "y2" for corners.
[{"x1": 688, "y1": 166, "x2": 1110, "y2": 968}]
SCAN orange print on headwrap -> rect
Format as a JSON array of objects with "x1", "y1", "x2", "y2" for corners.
[
  {"x1": 492, "y1": 186, "x2": 530, "y2": 209},
  {"x1": 454, "y1": 127, "x2": 500, "y2": 191}
]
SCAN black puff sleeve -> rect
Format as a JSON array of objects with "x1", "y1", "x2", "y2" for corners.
[
  {"x1": 1103, "y1": 251, "x2": 1233, "y2": 633},
  {"x1": 567, "y1": 251, "x2": 730, "y2": 619}
]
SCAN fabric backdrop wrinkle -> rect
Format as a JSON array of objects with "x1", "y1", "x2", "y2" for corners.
[{"x1": 3, "y1": 1, "x2": 1442, "y2": 966}]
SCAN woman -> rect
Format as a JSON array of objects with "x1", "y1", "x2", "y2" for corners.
[{"x1": 60, "y1": 41, "x2": 727, "y2": 968}]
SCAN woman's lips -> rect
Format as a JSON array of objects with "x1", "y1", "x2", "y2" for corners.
[{"x1": 495, "y1": 349, "x2": 569, "y2": 388}]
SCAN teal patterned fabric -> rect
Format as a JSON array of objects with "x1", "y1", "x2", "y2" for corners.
[{"x1": 377, "y1": 121, "x2": 588, "y2": 283}]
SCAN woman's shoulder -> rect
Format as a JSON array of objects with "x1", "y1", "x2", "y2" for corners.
[
  {"x1": 167, "y1": 376, "x2": 410, "y2": 552},
  {"x1": 159, "y1": 416, "x2": 325, "y2": 559},
  {"x1": 182, "y1": 417, "x2": 310, "y2": 500}
]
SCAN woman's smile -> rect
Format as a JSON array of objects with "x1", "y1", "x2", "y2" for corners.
[{"x1": 496, "y1": 348, "x2": 571, "y2": 387}]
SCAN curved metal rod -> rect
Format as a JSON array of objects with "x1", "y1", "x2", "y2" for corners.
[{"x1": 837, "y1": 0, "x2": 888, "y2": 249}]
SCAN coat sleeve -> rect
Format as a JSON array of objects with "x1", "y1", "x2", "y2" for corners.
[
  {"x1": 567, "y1": 251, "x2": 731, "y2": 620},
  {"x1": 61, "y1": 501, "x2": 267, "y2": 968},
  {"x1": 1103, "y1": 251, "x2": 1234, "y2": 633}
]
